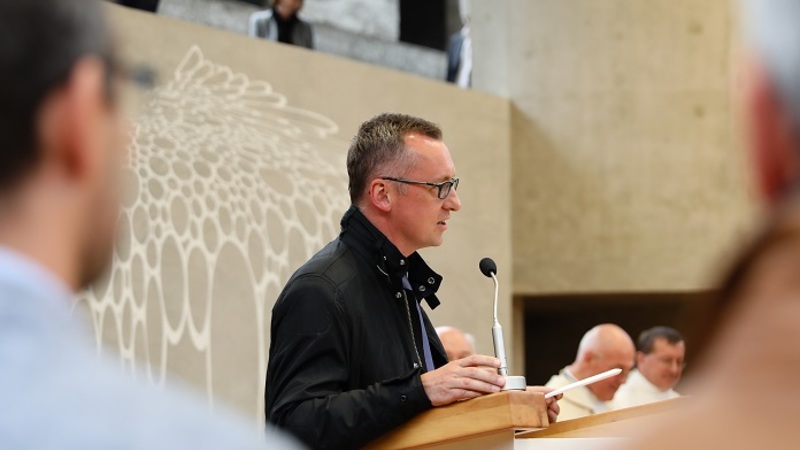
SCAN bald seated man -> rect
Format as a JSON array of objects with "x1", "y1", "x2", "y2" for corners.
[
  {"x1": 435, "y1": 326, "x2": 476, "y2": 361},
  {"x1": 546, "y1": 324, "x2": 635, "y2": 420}
]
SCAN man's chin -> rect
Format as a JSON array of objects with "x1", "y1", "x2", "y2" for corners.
[{"x1": 660, "y1": 381, "x2": 678, "y2": 391}]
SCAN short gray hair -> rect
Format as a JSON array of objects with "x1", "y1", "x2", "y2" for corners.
[{"x1": 346, "y1": 113, "x2": 442, "y2": 204}]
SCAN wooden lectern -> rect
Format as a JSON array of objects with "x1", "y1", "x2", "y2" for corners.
[
  {"x1": 366, "y1": 391, "x2": 549, "y2": 450},
  {"x1": 366, "y1": 394, "x2": 686, "y2": 450}
]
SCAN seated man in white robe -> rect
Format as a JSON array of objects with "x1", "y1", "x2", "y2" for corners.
[
  {"x1": 545, "y1": 324, "x2": 635, "y2": 420},
  {"x1": 611, "y1": 326, "x2": 684, "y2": 409}
]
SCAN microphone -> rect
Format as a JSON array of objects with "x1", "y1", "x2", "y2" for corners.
[
  {"x1": 479, "y1": 257, "x2": 527, "y2": 391},
  {"x1": 479, "y1": 258, "x2": 496, "y2": 278}
]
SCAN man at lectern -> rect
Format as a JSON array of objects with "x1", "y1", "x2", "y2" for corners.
[{"x1": 265, "y1": 113, "x2": 558, "y2": 449}]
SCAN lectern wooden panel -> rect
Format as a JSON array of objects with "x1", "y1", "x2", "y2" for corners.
[
  {"x1": 519, "y1": 396, "x2": 687, "y2": 440},
  {"x1": 366, "y1": 391, "x2": 549, "y2": 450}
]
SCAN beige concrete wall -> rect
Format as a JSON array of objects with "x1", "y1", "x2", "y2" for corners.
[
  {"x1": 75, "y1": 2, "x2": 755, "y2": 426},
  {"x1": 75, "y1": 5, "x2": 513, "y2": 423},
  {"x1": 473, "y1": 0, "x2": 755, "y2": 295}
]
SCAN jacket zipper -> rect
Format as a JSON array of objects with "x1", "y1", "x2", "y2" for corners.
[
  {"x1": 377, "y1": 263, "x2": 424, "y2": 371},
  {"x1": 401, "y1": 290, "x2": 423, "y2": 370}
]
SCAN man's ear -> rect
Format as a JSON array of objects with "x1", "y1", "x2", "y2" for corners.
[
  {"x1": 746, "y1": 60, "x2": 800, "y2": 205},
  {"x1": 367, "y1": 178, "x2": 393, "y2": 213},
  {"x1": 38, "y1": 57, "x2": 107, "y2": 185}
]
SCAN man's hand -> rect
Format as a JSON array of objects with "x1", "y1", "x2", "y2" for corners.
[
  {"x1": 526, "y1": 386, "x2": 561, "y2": 423},
  {"x1": 421, "y1": 355, "x2": 506, "y2": 406}
]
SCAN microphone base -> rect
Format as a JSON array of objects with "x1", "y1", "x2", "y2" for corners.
[{"x1": 501, "y1": 375, "x2": 527, "y2": 391}]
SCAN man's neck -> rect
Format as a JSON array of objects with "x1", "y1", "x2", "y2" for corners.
[
  {"x1": 567, "y1": 364, "x2": 590, "y2": 381},
  {"x1": 0, "y1": 186, "x2": 79, "y2": 292},
  {"x1": 564, "y1": 366, "x2": 605, "y2": 404},
  {"x1": 358, "y1": 205, "x2": 416, "y2": 257}
]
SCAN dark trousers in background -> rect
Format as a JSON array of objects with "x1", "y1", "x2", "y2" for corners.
[{"x1": 116, "y1": 0, "x2": 160, "y2": 13}]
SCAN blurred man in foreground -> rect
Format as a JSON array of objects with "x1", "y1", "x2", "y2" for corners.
[
  {"x1": 435, "y1": 326, "x2": 476, "y2": 361},
  {"x1": 546, "y1": 324, "x2": 635, "y2": 420},
  {"x1": 611, "y1": 326, "x2": 684, "y2": 409},
  {"x1": 0, "y1": 1, "x2": 299, "y2": 448},
  {"x1": 626, "y1": 1, "x2": 800, "y2": 448}
]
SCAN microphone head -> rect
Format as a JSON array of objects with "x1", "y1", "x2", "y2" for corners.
[{"x1": 479, "y1": 257, "x2": 497, "y2": 278}]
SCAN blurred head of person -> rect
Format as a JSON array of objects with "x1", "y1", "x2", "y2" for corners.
[
  {"x1": 689, "y1": 0, "x2": 800, "y2": 360},
  {"x1": 0, "y1": 0, "x2": 125, "y2": 291},
  {"x1": 635, "y1": 327, "x2": 686, "y2": 391},
  {"x1": 742, "y1": 0, "x2": 800, "y2": 207},
  {"x1": 274, "y1": 0, "x2": 304, "y2": 20},
  {"x1": 570, "y1": 324, "x2": 636, "y2": 401},
  {"x1": 435, "y1": 326, "x2": 476, "y2": 361}
]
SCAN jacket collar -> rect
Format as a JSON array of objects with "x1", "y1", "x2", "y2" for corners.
[{"x1": 340, "y1": 205, "x2": 442, "y2": 309}]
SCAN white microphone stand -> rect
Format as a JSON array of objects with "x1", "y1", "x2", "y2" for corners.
[{"x1": 488, "y1": 271, "x2": 527, "y2": 391}]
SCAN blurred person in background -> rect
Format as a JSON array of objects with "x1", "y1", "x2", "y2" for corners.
[
  {"x1": 249, "y1": 0, "x2": 314, "y2": 50},
  {"x1": 611, "y1": 326, "x2": 684, "y2": 409},
  {"x1": 446, "y1": 0, "x2": 472, "y2": 87},
  {"x1": 546, "y1": 324, "x2": 635, "y2": 420},
  {"x1": 0, "y1": 1, "x2": 300, "y2": 448},
  {"x1": 435, "y1": 326, "x2": 476, "y2": 361}
]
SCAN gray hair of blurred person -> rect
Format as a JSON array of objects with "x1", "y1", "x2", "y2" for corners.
[
  {"x1": 0, "y1": 0, "x2": 117, "y2": 191},
  {"x1": 346, "y1": 113, "x2": 443, "y2": 205},
  {"x1": 745, "y1": 0, "x2": 800, "y2": 134}
]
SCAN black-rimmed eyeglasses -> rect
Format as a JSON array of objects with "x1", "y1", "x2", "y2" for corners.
[{"x1": 381, "y1": 177, "x2": 460, "y2": 200}]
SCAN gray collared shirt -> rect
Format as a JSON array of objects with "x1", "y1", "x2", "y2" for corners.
[{"x1": 0, "y1": 247, "x2": 302, "y2": 449}]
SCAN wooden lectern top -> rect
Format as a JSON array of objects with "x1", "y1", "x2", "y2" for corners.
[{"x1": 365, "y1": 391, "x2": 549, "y2": 450}]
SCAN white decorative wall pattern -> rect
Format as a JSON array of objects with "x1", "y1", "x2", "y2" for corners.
[{"x1": 74, "y1": 45, "x2": 350, "y2": 421}]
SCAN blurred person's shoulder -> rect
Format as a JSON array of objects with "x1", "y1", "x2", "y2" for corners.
[
  {"x1": 79, "y1": 356, "x2": 303, "y2": 449},
  {"x1": 1, "y1": 322, "x2": 302, "y2": 449}
]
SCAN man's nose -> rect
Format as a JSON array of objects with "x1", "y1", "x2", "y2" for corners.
[{"x1": 445, "y1": 188, "x2": 462, "y2": 211}]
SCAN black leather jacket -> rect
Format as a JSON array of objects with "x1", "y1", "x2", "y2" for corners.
[{"x1": 265, "y1": 206, "x2": 449, "y2": 450}]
